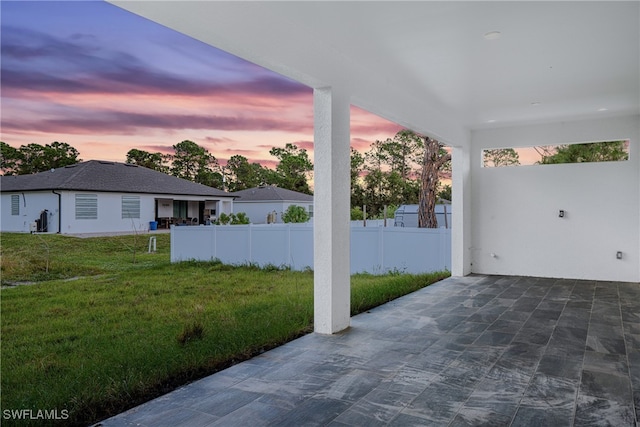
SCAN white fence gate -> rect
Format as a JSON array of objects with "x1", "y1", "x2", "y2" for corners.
[{"x1": 171, "y1": 224, "x2": 450, "y2": 275}]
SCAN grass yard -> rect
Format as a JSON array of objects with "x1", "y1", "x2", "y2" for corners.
[{"x1": 0, "y1": 232, "x2": 449, "y2": 426}]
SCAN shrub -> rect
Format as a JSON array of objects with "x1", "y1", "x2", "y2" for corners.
[
  {"x1": 215, "y1": 212, "x2": 250, "y2": 225},
  {"x1": 282, "y1": 205, "x2": 310, "y2": 223},
  {"x1": 350, "y1": 207, "x2": 364, "y2": 220}
]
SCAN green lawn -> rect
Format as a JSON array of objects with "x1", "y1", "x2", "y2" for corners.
[{"x1": 0, "y1": 232, "x2": 449, "y2": 426}]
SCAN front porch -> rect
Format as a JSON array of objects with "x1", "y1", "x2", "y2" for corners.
[{"x1": 98, "y1": 275, "x2": 640, "y2": 426}]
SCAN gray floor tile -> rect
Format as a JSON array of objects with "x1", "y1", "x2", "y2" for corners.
[
  {"x1": 510, "y1": 405, "x2": 574, "y2": 427},
  {"x1": 520, "y1": 372, "x2": 578, "y2": 410},
  {"x1": 449, "y1": 407, "x2": 513, "y2": 427},
  {"x1": 269, "y1": 397, "x2": 352, "y2": 426},
  {"x1": 473, "y1": 330, "x2": 515, "y2": 347},
  {"x1": 331, "y1": 388, "x2": 412, "y2": 426},
  {"x1": 536, "y1": 354, "x2": 583, "y2": 380},
  {"x1": 579, "y1": 369, "x2": 633, "y2": 404},
  {"x1": 586, "y1": 335, "x2": 627, "y2": 355},
  {"x1": 583, "y1": 351, "x2": 629, "y2": 376},
  {"x1": 574, "y1": 394, "x2": 636, "y2": 427},
  {"x1": 405, "y1": 382, "x2": 473, "y2": 421}
]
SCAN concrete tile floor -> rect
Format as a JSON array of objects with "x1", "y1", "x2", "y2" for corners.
[{"x1": 95, "y1": 275, "x2": 640, "y2": 426}]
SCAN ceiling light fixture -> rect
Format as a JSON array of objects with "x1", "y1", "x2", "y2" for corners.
[{"x1": 484, "y1": 31, "x2": 502, "y2": 40}]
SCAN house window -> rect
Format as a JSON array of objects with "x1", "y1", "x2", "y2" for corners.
[
  {"x1": 173, "y1": 200, "x2": 188, "y2": 219},
  {"x1": 122, "y1": 196, "x2": 140, "y2": 219},
  {"x1": 11, "y1": 195, "x2": 20, "y2": 215},
  {"x1": 75, "y1": 194, "x2": 97, "y2": 220},
  {"x1": 308, "y1": 204, "x2": 314, "y2": 218},
  {"x1": 482, "y1": 140, "x2": 630, "y2": 168}
]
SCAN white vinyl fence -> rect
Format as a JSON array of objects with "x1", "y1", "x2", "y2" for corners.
[{"x1": 171, "y1": 224, "x2": 450, "y2": 275}]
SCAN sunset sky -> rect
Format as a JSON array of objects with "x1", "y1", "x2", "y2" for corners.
[{"x1": 0, "y1": 0, "x2": 403, "y2": 169}]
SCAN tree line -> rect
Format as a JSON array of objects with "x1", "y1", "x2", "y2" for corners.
[
  {"x1": 2, "y1": 136, "x2": 628, "y2": 228},
  {"x1": 1, "y1": 131, "x2": 452, "y2": 227}
]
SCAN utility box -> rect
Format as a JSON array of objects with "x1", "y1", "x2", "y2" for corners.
[{"x1": 37, "y1": 210, "x2": 48, "y2": 232}]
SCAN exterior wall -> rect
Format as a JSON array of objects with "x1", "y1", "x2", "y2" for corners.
[
  {"x1": 59, "y1": 191, "x2": 155, "y2": 234},
  {"x1": 2, "y1": 190, "x2": 235, "y2": 234},
  {"x1": 171, "y1": 224, "x2": 451, "y2": 275},
  {"x1": 233, "y1": 201, "x2": 313, "y2": 224},
  {"x1": 470, "y1": 115, "x2": 640, "y2": 282},
  {"x1": 0, "y1": 191, "x2": 60, "y2": 233}
]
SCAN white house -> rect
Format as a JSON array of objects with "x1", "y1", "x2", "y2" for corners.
[
  {"x1": 0, "y1": 160, "x2": 234, "y2": 234},
  {"x1": 108, "y1": 1, "x2": 639, "y2": 334},
  {"x1": 231, "y1": 185, "x2": 313, "y2": 224}
]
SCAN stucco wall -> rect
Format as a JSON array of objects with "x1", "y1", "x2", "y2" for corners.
[
  {"x1": 59, "y1": 192, "x2": 155, "y2": 234},
  {"x1": 1, "y1": 191, "x2": 60, "y2": 233},
  {"x1": 470, "y1": 115, "x2": 640, "y2": 282}
]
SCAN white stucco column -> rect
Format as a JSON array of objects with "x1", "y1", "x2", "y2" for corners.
[
  {"x1": 451, "y1": 139, "x2": 472, "y2": 276},
  {"x1": 313, "y1": 87, "x2": 351, "y2": 334}
]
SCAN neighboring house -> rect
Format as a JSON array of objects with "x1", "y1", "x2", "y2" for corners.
[
  {"x1": 0, "y1": 160, "x2": 234, "y2": 234},
  {"x1": 231, "y1": 185, "x2": 313, "y2": 224}
]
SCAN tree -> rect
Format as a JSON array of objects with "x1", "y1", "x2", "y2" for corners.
[
  {"x1": 359, "y1": 130, "x2": 423, "y2": 217},
  {"x1": 1, "y1": 142, "x2": 21, "y2": 175},
  {"x1": 537, "y1": 141, "x2": 628, "y2": 164},
  {"x1": 418, "y1": 136, "x2": 451, "y2": 228},
  {"x1": 483, "y1": 148, "x2": 520, "y2": 167},
  {"x1": 269, "y1": 143, "x2": 313, "y2": 194},
  {"x1": 126, "y1": 149, "x2": 169, "y2": 173},
  {"x1": 170, "y1": 140, "x2": 223, "y2": 188},
  {"x1": 1, "y1": 141, "x2": 80, "y2": 175},
  {"x1": 282, "y1": 205, "x2": 310, "y2": 223},
  {"x1": 380, "y1": 129, "x2": 424, "y2": 180},
  {"x1": 350, "y1": 148, "x2": 366, "y2": 210},
  {"x1": 225, "y1": 155, "x2": 268, "y2": 192},
  {"x1": 437, "y1": 184, "x2": 452, "y2": 202}
]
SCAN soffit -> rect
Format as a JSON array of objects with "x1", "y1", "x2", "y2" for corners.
[{"x1": 109, "y1": 1, "x2": 639, "y2": 144}]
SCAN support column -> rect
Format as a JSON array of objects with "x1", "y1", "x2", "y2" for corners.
[
  {"x1": 313, "y1": 87, "x2": 351, "y2": 334},
  {"x1": 451, "y1": 139, "x2": 472, "y2": 276}
]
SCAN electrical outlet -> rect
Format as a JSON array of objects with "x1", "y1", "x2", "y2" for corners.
[{"x1": 616, "y1": 251, "x2": 623, "y2": 260}]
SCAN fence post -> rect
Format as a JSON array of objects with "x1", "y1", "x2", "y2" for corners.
[
  {"x1": 248, "y1": 224, "x2": 252, "y2": 264},
  {"x1": 287, "y1": 224, "x2": 292, "y2": 269},
  {"x1": 378, "y1": 225, "x2": 384, "y2": 273},
  {"x1": 211, "y1": 226, "x2": 216, "y2": 261}
]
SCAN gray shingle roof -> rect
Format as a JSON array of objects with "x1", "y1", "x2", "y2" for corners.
[
  {"x1": 232, "y1": 185, "x2": 313, "y2": 202},
  {"x1": 0, "y1": 160, "x2": 230, "y2": 197}
]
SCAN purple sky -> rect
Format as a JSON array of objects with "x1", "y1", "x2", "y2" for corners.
[{"x1": 1, "y1": 0, "x2": 402, "y2": 168}]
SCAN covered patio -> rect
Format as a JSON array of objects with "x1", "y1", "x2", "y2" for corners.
[
  {"x1": 101, "y1": 1, "x2": 639, "y2": 424},
  {"x1": 98, "y1": 274, "x2": 640, "y2": 426}
]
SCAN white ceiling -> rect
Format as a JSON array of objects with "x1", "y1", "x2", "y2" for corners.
[{"x1": 110, "y1": 1, "x2": 639, "y2": 144}]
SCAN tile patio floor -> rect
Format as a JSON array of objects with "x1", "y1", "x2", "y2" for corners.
[{"x1": 96, "y1": 275, "x2": 640, "y2": 426}]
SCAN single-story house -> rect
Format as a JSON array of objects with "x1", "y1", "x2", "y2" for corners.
[
  {"x1": 231, "y1": 185, "x2": 313, "y2": 224},
  {"x1": 0, "y1": 160, "x2": 234, "y2": 234}
]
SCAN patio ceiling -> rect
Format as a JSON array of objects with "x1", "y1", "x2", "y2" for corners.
[{"x1": 109, "y1": 1, "x2": 639, "y2": 144}]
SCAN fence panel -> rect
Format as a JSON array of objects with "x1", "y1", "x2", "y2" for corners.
[
  {"x1": 250, "y1": 225, "x2": 290, "y2": 267},
  {"x1": 171, "y1": 224, "x2": 450, "y2": 274}
]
